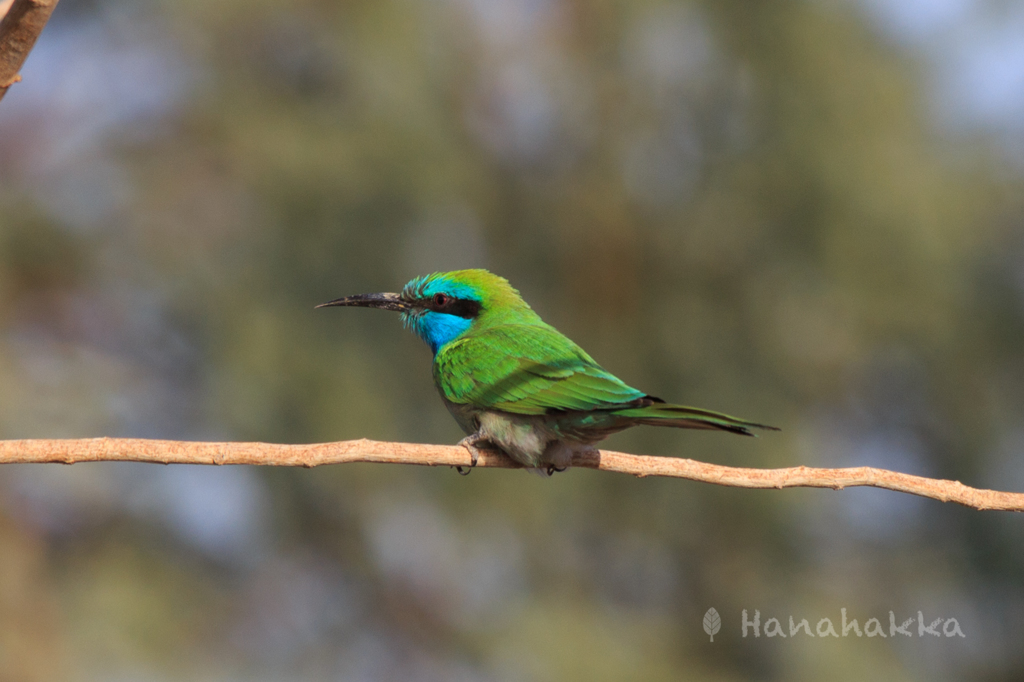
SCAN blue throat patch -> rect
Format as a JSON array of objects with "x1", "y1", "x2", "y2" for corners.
[{"x1": 404, "y1": 310, "x2": 473, "y2": 354}]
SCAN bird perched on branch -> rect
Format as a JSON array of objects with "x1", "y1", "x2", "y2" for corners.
[{"x1": 318, "y1": 269, "x2": 777, "y2": 474}]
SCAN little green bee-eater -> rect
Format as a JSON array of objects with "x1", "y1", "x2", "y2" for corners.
[{"x1": 318, "y1": 269, "x2": 777, "y2": 473}]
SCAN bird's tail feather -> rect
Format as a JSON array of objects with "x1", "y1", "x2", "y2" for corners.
[{"x1": 612, "y1": 403, "x2": 779, "y2": 437}]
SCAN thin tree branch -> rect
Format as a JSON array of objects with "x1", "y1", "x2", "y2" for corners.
[
  {"x1": 0, "y1": 0, "x2": 59, "y2": 103},
  {"x1": 1, "y1": 438, "x2": 1021, "y2": 511}
]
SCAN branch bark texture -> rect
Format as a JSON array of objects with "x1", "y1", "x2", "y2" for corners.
[
  {"x1": 1, "y1": 438, "x2": 1021, "y2": 512},
  {"x1": 0, "y1": 0, "x2": 59, "y2": 102}
]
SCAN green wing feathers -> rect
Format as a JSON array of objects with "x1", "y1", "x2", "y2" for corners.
[
  {"x1": 434, "y1": 324, "x2": 646, "y2": 415},
  {"x1": 434, "y1": 323, "x2": 778, "y2": 436}
]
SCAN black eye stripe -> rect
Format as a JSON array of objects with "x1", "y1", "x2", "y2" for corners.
[{"x1": 423, "y1": 296, "x2": 482, "y2": 319}]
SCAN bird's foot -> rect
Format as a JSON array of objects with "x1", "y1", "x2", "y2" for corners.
[
  {"x1": 539, "y1": 440, "x2": 580, "y2": 476},
  {"x1": 455, "y1": 434, "x2": 490, "y2": 475}
]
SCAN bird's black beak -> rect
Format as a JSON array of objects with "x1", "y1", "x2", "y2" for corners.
[{"x1": 315, "y1": 292, "x2": 412, "y2": 312}]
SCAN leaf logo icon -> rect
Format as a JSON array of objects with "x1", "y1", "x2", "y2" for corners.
[{"x1": 703, "y1": 608, "x2": 721, "y2": 642}]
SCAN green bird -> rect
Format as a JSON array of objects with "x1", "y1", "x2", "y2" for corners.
[{"x1": 318, "y1": 269, "x2": 777, "y2": 474}]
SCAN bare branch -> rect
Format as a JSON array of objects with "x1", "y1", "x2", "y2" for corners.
[
  {"x1": 0, "y1": 0, "x2": 59, "y2": 102},
  {"x1": 1, "y1": 437, "x2": 1021, "y2": 511}
]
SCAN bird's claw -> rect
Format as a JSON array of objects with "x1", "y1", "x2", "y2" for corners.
[
  {"x1": 455, "y1": 435, "x2": 488, "y2": 476},
  {"x1": 546, "y1": 464, "x2": 568, "y2": 476}
]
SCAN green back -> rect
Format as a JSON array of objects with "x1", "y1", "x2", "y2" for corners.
[{"x1": 430, "y1": 272, "x2": 645, "y2": 414}]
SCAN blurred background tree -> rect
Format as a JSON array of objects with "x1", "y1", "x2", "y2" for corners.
[{"x1": 1, "y1": 0, "x2": 1023, "y2": 680}]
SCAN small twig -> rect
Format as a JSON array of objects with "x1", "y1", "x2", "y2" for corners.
[
  {"x1": 0, "y1": 438, "x2": 1021, "y2": 512},
  {"x1": 0, "y1": 0, "x2": 60, "y2": 102}
]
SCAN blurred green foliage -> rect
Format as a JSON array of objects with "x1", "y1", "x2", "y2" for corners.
[{"x1": 0, "y1": 0, "x2": 1023, "y2": 680}]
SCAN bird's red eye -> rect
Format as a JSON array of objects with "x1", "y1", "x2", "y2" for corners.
[{"x1": 433, "y1": 293, "x2": 448, "y2": 306}]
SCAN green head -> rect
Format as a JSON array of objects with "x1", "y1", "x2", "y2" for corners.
[{"x1": 317, "y1": 269, "x2": 537, "y2": 354}]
